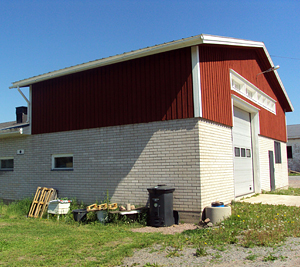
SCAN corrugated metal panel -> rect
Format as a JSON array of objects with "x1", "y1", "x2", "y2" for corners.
[
  {"x1": 31, "y1": 48, "x2": 194, "y2": 134},
  {"x1": 199, "y1": 45, "x2": 287, "y2": 142}
]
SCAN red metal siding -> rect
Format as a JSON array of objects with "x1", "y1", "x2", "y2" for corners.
[
  {"x1": 31, "y1": 48, "x2": 194, "y2": 134},
  {"x1": 199, "y1": 45, "x2": 287, "y2": 142}
]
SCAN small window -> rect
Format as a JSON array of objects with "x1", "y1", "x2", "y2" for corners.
[
  {"x1": 287, "y1": 146, "x2": 293, "y2": 159},
  {"x1": 241, "y1": 148, "x2": 246, "y2": 157},
  {"x1": 52, "y1": 154, "x2": 73, "y2": 170},
  {"x1": 234, "y1": 147, "x2": 240, "y2": 157},
  {"x1": 0, "y1": 158, "x2": 14, "y2": 171},
  {"x1": 246, "y1": 149, "x2": 251, "y2": 158},
  {"x1": 274, "y1": 141, "x2": 282, "y2": 163}
]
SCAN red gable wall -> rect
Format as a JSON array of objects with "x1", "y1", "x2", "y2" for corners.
[
  {"x1": 31, "y1": 47, "x2": 194, "y2": 134},
  {"x1": 199, "y1": 45, "x2": 287, "y2": 142},
  {"x1": 31, "y1": 44, "x2": 287, "y2": 142}
]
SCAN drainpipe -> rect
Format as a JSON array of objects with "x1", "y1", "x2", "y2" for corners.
[{"x1": 17, "y1": 86, "x2": 30, "y2": 123}]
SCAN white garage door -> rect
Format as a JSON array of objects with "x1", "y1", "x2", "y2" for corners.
[{"x1": 233, "y1": 107, "x2": 254, "y2": 197}]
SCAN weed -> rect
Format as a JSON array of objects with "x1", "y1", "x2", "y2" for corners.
[
  {"x1": 214, "y1": 252, "x2": 222, "y2": 259},
  {"x1": 166, "y1": 248, "x2": 182, "y2": 258},
  {"x1": 280, "y1": 255, "x2": 288, "y2": 261},
  {"x1": 0, "y1": 197, "x2": 32, "y2": 218},
  {"x1": 195, "y1": 247, "x2": 208, "y2": 257},
  {"x1": 143, "y1": 263, "x2": 161, "y2": 267},
  {"x1": 216, "y1": 245, "x2": 226, "y2": 251},
  {"x1": 245, "y1": 254, "x2": 258, "y2": 261},
  {"x1": 263, "y1": 253, "x2": 278, "y2": 262}
]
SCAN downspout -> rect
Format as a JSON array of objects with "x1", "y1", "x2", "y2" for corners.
[{"x1": 17, "y1": 86, "x2": 30, "y2": 123}]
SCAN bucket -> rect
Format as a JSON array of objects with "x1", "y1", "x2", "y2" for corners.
[
  {"x1": 72, "y1": 209, "x2": 87, "y2": 222},
  {"x1": 211, "y1": 202, "x2": 224, "y2": 207},
  {"x1": 96, "y1": 210, "x2": 108, "y2": 224}
]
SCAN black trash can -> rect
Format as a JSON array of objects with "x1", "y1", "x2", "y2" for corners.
[
  {"x1": 72, "y1": 209, "x2": 87, "y2": 222},
  {"x1": 147, "y1": 185, "x2": 175, "y2": 227}
]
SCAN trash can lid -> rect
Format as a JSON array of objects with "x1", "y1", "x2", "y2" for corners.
[
  {"x1": 72, "y1": 209, "x2": 87, "y2": 213},
  {"x1": 147, "y1": 185, "x2": 175, "y2": 193}
]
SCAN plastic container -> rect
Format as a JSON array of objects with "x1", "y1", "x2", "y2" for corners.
[
  {"x1": 72, "y1": 209, "x2": 87, "y2": 222},
  {"x1": 147, "y1": 185, "x2": 175, "y2": 227},
  {"x1": 211, "y1": 202, "x2": 224, "y2": 207},
  {"x1": 96, "y1": 210, "x2": 108, "y2": 224},
  {"x1": 48, "y1": 200, "x2": 71, "y2": 215}
]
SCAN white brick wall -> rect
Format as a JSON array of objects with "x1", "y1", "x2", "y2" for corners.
[
  {"x1": 198, "y1": 120, "x2": 235, "y2": 211},
  {"x1": 0, "y1": 119, "x2": 202, "y2": 215},
  {"x1": 4, "y1": 118, "x2": 287, "y2": 221},
  {"x1": 259, "y1": 136, "x2": 288, "y2": 191}
]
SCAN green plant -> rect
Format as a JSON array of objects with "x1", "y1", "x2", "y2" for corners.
[
  {"x1": 245, "y1": 254, "x2": 258, "y2": 261},
  {"x1": 263, "y1": 253, "x2": 278, "y2": 262},
  {"x1": 0, "y1": 197, "x2": 32, "y2": 219},
  {"x1": 214, "y1": 252, "x2": 222, "y2": 259},
  {"x1": 195, "y1": 247, "x2": 208, "y2": 257},
  {"x1": 166, "y1": 248, "x2": 182, "y2": 257},
  {"x1": 143, "y1": 263, "x2": 161, "y2": 267}
]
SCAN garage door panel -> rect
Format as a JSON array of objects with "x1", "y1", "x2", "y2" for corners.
[{"x1": 233, "y1": 107, "x2": 254, "y2": 197}]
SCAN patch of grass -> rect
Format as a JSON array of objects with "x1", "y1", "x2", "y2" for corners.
[
  {"x1": 0, "y1": 197, "x2": 32, "y2": 219},
  {"x1": 263, "y1": 187, "x2": 300, "y2": 196},
  {"x1": 195, "y1": 247, "x2": 208, "y2": 257},
  {"x1": 1, "y1": 197, "x2": 300, "y2": 266},
  {"x1": 245, "y1": 254, "x2": 259, "y2": 261},
  {"x1": 263, "y1": 253, "x2": 278, "y2": 262},
  {"x1": 166, "y1": 248, "x2": 182, "y2": 258},
  {"x1": 143, "y1": 263, "x2": 161, "y2": 267},
  {"x1": 289, "y1": 172, "x2": 300, "y2": 176},
  {"x1": 214, "y1": 252, "x2": 222, "y2": 259}
]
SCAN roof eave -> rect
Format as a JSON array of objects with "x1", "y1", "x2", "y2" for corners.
[
  {"x1": 0, "y1": 128, "x2": 29, "y2": 139},
  {"x1": 9, "y1": 34, "x2": 294, "y2": 112}
]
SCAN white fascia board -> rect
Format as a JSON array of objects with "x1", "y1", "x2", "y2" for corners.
[
  {"x1": 260, "y1": 46, "x2": 294, "y2": 112},
  {"x1": 12, "y1": 34, "x2": 264, "y2": 89},
  {"x1": 200, "y1": 34, "x2": 264, "y2": 48},
  {"x1": 10, "y1": 35, "x2": 206, "y2": 89}
]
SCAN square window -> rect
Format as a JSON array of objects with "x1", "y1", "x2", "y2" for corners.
[
  {"x1": 52, "y1": 154, "x2": 73, "y2": 170},
  {"x1": 287, "y1": 146, "x2": 293, "y2": 159},
  {"x1": 0, "y1": 158, "x2": 14, "y2": 170},
  {"x1": 274, "y1": 141, "x2": 282, "y2": 163},
  {"x1": 241, "y1": 148, "x2": 246, "y2": 157},
  {"x1": 246, "y1": 149, "x2": 251, "y2": 158}
]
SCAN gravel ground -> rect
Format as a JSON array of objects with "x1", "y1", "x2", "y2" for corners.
[
  {"x1": 118, "y1": 237, "x2": 300, "y2": 266},
  {"x1": 289, "y1": 176, "x2": 300, "y2": 188},
  {"x1": 118, "y1": 177, "x2": 300, "y2": 266}
]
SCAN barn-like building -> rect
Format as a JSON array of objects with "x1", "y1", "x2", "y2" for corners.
[{"x1": 0, "y1": 34, "x2": 293, "y2": 222}]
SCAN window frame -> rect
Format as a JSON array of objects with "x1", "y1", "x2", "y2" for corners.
[
  {"x1": 287, "y1": 146, "x2": 293, "y2": 159},
  {"x1": 0, "y1": 157, "x2": 14, "y2": 171},
  {"x1": 51, "y1": 154, "x2": 73, "y2": 171},
  {"x1": 274, "y1": 141, "x2": 282, "y2": 164}
]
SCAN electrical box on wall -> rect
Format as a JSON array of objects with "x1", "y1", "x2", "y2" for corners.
[{"x1": 17, "y1": 150, "x2": 24, "y2": 155}]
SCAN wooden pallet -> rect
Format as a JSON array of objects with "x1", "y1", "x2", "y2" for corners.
[{"x1": 28, "y1": 187, "x2": 57, "y2": 218}]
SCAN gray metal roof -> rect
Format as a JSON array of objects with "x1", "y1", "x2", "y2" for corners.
[
  {"x1": 0, "y1": 121, "x2": 17, "y2": 130},
  {"x1": 287, "y1": 124, "x2": 300, "y2": 139}
]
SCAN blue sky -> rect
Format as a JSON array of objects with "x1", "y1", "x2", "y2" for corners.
[{"x1": 1, "y1": 0, "x2": 299, "y2": 125}]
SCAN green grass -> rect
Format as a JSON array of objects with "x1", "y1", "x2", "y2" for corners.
[
  {"x1": 1, "y1": 189, "x2": 300, "y2": 266},
  {"x1": 289, "y1": 172, "x2": 300, "y2": 176},
  {"x1": 263, "y1": 187, "x2": 300, "y2": 196}
]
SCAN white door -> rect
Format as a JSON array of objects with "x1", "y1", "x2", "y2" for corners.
[{"x1": 233, "y1": 106, "x2": 254, "y2": 196}]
